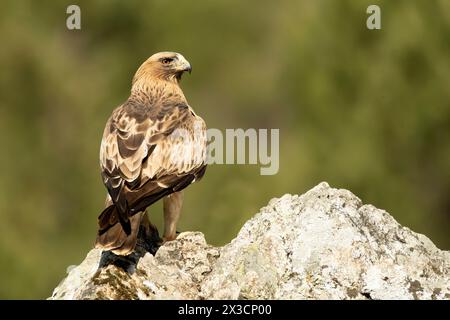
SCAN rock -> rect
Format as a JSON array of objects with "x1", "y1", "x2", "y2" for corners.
[
  {"x1": 51, "y1": 232, "x2": 220, "y2": 300},
  {"x1": 50, "y1": 182, "x2": 450, "y2": 300}
]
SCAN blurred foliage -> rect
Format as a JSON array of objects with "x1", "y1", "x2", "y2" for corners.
[{"x1": 0, "y1": 0, "x2": 449, "y2": 299}]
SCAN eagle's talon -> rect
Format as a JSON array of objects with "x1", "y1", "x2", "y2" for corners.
[{"x1": 162, "y1": 234, "x2": 178, "y2": 244}]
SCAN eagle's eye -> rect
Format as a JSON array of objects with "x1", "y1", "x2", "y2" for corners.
[{"x1": 161, "y1": 58, "x2": 173, "y2": 65}]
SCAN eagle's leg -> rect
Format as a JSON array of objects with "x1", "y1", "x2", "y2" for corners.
[
  {"x1": 162, "y1": 191, "x2": 184, "y2": 242},
  {"x1": 137, "y1": 212, "x2": 162, "y2": 255}
]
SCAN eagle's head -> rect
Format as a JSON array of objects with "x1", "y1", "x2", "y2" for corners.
[{"x1": 133, "y1": 52, "x2": 192, "y2": 85}]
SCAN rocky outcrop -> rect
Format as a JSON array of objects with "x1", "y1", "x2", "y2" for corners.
[{"x1": 50, "y1": 182, "x2": 450, "y2": 300}]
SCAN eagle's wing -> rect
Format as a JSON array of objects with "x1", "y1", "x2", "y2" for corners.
[{"x1": 98, "y1": 100, "x2": 207, "y2": 235}]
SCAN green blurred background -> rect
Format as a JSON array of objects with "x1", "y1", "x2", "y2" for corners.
[{"x1": 0, "y1": 0, "x2": 449, "y2": 299}]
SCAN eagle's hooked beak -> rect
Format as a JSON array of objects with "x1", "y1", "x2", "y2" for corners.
[
  {"x1": 176, "y1": 55, "x2": 192, "y2": 74},
  {"x1": 182, "y1": 61, "x2": 192, "y2": 74}
]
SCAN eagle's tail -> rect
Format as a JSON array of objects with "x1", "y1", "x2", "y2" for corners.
[
  {"x1": 94, "y1": 169, "x2": 205, "y2": 256},
  {"x1": 94, "y1": 190, "x2": 167, "y2": 256},
  {"x1": 95, "y1": 206, "x2": 143, "y2": 256}
]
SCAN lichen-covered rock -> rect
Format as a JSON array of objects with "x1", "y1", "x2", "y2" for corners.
[
  {"x1": 200, "y1": 183, "x2": 450, "y2": 299},
  {"x1": 50, "y1": 182, "x2": 450, "y2": 300},
  {"x1": 51, "y1": 232, "x2": 220, "y2": 299}
]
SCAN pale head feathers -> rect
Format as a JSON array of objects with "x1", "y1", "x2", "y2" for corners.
[{"x1": 132, "y1": 52, "x2": 192, "y2": 90}]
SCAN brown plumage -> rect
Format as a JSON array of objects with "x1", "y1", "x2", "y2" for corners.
[{"x1": 95, "y1": 52, "x2": 207, "y2": 255}]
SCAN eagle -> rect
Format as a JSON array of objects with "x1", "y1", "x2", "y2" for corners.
[{"x1": 95, "y1": 52, "x2": 207, "y2": 256}]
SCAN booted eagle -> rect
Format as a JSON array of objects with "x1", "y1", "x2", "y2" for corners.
[{"x1": 95, "y1": 52, "x2": 207, "y2": 255}]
